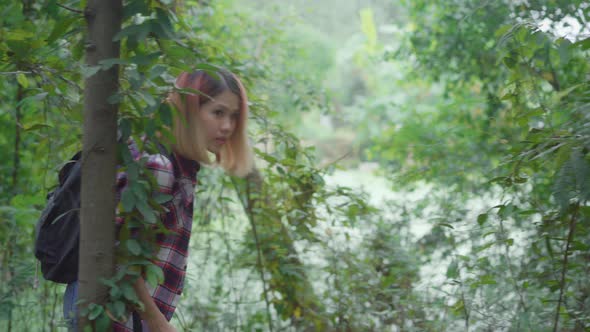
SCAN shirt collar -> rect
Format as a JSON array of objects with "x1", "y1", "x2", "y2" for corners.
[{"x1": 172, "y1": 152, "x2": 200, "y2": 179}]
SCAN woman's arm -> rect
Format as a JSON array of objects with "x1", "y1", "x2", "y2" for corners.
[{"x1": 133, "y1": 276, "x2": 177, "y2": 332}]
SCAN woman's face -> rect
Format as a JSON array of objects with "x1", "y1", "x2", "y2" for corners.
[{"x1": 198, "y1": 89, "x2": 240, "y2": 154}]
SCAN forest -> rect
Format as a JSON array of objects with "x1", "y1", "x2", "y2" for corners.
[{"x1": 1, "y1": 0, "x2": 589, "y2": 331}]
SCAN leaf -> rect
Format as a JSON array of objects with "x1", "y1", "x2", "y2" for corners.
[
  {"x1": 557, "y1": 38, "x2": 572, "y2": 65},
  {"x1": 446, "y1": 261, "x2": 459, "y2": 278},
  {"x1": 130, "y1": 52, "x2": 162, "y2": 66},
  {"x1": 16, "y1": 92, "x2": 48, "y2": 107},
  {"x1": 545, "y1": 236, "x2": 554, "y2": 258},
  {"x1": 360, "y1": 7, "x2": 377, "y2": 53},
  {"x1": 99, "y1": 58, "x2": 130, "y2": 70},
  {"x1": 552, "y1": 83, "x2": 582, "y2": 105},
  {"x1": 126, "y1": 239, "x2": 141, "y2": 256},
  {"x1": 121, "y1": 190, "x2": 136, "y2": 212},
  {"x1": 81, "y1": 65, "x2": 100, "y2": 79},
  {"x1": 158, "y1": 103, "x2": 172, "y2": 127},
  {"x1": 137, "y1": 201, "x2": 157, "y2": 224},
  {"x1": 47, "y1": 16, "x2": 78, "y2": 44},
  {"x1": 107, "y1": 92, "x2": 125, "y2": 105},
  {"x1": 111, "y1": 301, "x2": 126, "y2": 320},
  {"x1": 88, "y1": 303, "x2": 104, "y2": 321},
  {"x1": 145, "y1": 264, "x2": 164, "y2": 287},
  {"x1": 96, "y1": 312, "x2": 110, "y2": 331},
  {"x1": 477, "y1": 213, "x2": 488, "y2": 226},
  {"x1": 574, "y1": 36, "x2": 590, "y2": 50},
  {"x1": 121, "y1": 283, "x2": 138, "y2": 302},
  {"x1": 149, "y1": 64, "x2": 167, "y2": 79},
  {"x1": 113, "y1": 22, "x2": 152, "y2": 42},
  {"x1": 476, "y1": 241, "x2": 495, "y2": 253},
  {"x1": 24, "y1": 123, "x2": 52, "y2": 132},
  {"x1": 17, "y1": 73, "x2": 28, "y2": 88},
  {"x1": 503, "y1": 56, "x2": 517, "y2": 69},
  {"x1": 153, "y1": 193, "x2": 172, "y2": 204},
  {"x1": 109, "y1": 286, "x2": 121, "y2": 298},
  {"x1": 139, "y1": 90, "x2": 156, "y2": 107}
]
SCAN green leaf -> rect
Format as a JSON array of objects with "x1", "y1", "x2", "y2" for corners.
[
  {"x1": 557, "y1": 38, "x2": 572, "y2": 65},
  {"x1": 158, "y1": 103, "x2": 173, "y2": 127},
  {"x1": 16, "y1": 92, "x2": 48, "y2": 107},
  {"x1": 99, "y1": 58, "x2": 130, "y2": 70},
  {"x1": 47, "y1": 16, "x2": 78, "y2": 44},
  {"x1": 109, "y1": 285, "x2": 121, "y2": 298},
  {"x1": 96, "y1": 312, "x2": 110, "y2": 331},
  {"x1": 153, "y1": 193, "x2": 172, "y2": 204},
  {"x1": 446, "y1": 261, "x2": 459, "y2": 278},
  {"x1": 477, "y1": 213, "x2": 488, "y2": 226},
  {"x1": 112, "y1": 301, "x2": 126, "y2": 320},
  {"x1": 24, "y1": 123, "x2": 52, "y2": 132},
  {"x1": 139, "y1": 90, "x2": 156, "y2": 107},
  {"x1": 113, "y1": 22, "x2": 152, "y2": 42},
  {"x1": 553, "y1": 83, "x2": 582, "y2": 103},
  {"x1": 121, "y1": 283, "x2": 138, "y2": 302},
  {"x1": 16, "y1": 73, "x2": 28, "y2": 88},
  {"x1": 121, "y1": 190, "x2": 136, "y2": 212},
  {"x1": 137, "y1": 201, "x2": 157, "y2": 224},
  {"x1": 81, "y1": 65, "x2": 100, "y2": 79},
  {"x1": 574, "y1": 36, "x2": 590, "y2": 50},
  {"x1": 88, "y1": 303, "x2": 104, "y2": 321},
  {"x1": 107, "y1": 92, "x2": 125, "y2": 105},
  {"x1": 130, "y1": 52, "x2": 162, "y2": 66},
  {"x1": 476, "y1": 241, "x2": 495, "y2": 253},
  {"x1": 503, "y1": 56, "x2": 516, "y2": 69},
  {"x1": 149, "y1": 65, "x2": 167, "y2": 79},
  {"x1": 145, "y1": 264, "x2": 164, "y2": 287},
  {"x1": 126, "y1": 239, "x2": 142, "y2": 256}
]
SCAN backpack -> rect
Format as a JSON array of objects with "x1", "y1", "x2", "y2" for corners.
[
  {"x1": 34, "y1": 143, "x2": 174, "y2": 284},
  {"x1": 34, "y1": 151, "x2": 82, "y2": 284}
]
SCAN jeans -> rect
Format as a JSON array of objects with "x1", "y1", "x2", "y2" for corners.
[{"x1": 63, "y1": 281, "x2": 78, "y2": 331}]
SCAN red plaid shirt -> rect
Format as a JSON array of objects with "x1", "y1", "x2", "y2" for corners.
[{"x1": 113, "y1": 141, "x2": 199, "y2": 331}]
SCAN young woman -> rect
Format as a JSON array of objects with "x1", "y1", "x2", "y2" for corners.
[{"x1": 64, "y1": 68, "x2": 254, "y2": 331}]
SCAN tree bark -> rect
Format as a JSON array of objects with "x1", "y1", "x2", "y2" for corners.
[{"x1": 78, "y1": 0, "x2": 122, "y2": 329}]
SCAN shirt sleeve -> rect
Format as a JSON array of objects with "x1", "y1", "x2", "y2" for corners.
[
  {"x1": 145, "y1": 154, "x2": 175, "y2": 196},
  {"x1": 145, "y1": 153, "x2": 179, "y2": 231}
]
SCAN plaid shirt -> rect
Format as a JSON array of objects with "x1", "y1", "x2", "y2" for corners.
[{"x1": 113, "y1": 141, "x2": 199, "y2": 331}]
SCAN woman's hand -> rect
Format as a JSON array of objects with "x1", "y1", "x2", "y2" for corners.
[
  {"x1": 145, "y1": 317, "x2": 178, "y2": 332},
  {"x1": 133, "y1": 277, "x2": 178, "y2": 332}
]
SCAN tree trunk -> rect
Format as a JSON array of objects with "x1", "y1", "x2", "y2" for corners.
[{"x1": 78, "y1": 0, "x2": 122, "y2": 329}]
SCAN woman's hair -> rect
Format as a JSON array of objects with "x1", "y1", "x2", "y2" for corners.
[{"x1": 168, "y1": 69, "x2": 253, "y2": 177}]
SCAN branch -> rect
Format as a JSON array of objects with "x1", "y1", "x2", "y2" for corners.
[
  {"x1": 0, "y1": 71, "x2": 32, "y2": 75},
  {"x1": 12, "y1": 83, "x2": 23, "y2": 192},
  {"x1": 553, "y1": 203, "x2": 579, "y2": 332},
  {"x1": 57, "y1": 3, "x2": 83, "y2": 14},
  {"x1": 232, "y1": 171, "x2": 274, "y2": 332}
]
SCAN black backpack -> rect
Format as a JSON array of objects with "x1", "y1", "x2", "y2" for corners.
[
  {"x1": 34, "y1": 151, "x2": 82, "y2": 284},
  {"x1": 34, "y1": 143, "x2": 174, "y2": 284}
]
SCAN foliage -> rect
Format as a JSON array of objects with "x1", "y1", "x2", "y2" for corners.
[
  {"x1": 362, "y1": 0, "x2": 590, "y2": 330},
  {"x1": 2, "y1": 0, "x2": 588, "y2": 331}
]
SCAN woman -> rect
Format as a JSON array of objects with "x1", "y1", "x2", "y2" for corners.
[{"x1": 64, "y1": 68, "x2": 254, "y2": 331}]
